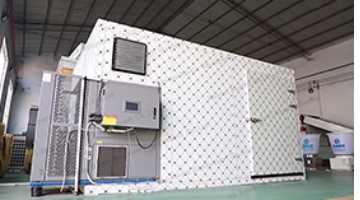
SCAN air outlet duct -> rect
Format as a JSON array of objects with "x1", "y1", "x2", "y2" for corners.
[{"x1": 112, "y1": 38, "x2": 146, "y2": 75}]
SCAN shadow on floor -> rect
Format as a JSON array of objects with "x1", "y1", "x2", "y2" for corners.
[
  {"x1": 0, "y1": 172, "x2": 29, "y2": 183},
  {"x1": 0, "y1": 171, "x2": 354, "y2": 200}
]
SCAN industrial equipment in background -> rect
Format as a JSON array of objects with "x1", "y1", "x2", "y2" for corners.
[
  {"x1": 24, "y1": 106, "x2": 38, "y2": 150},
  {"x1": 24, "y1": 106, "x2": 38, "y2": 174},
  {"x1": 8, "y1": 135, "x2": 26, "y2": 173},
  {"x1": 302, "y1": 133, "x2": 321, "y2": 170},
  {"x1": 300, "y1": 115, "x2": 353, "y2": 171},
  {"x1": 327, "y1": 132, "x2": 353, "y2": 171},
  {"x1": 2, "y1": 107, "x2": 38, "y2": 175},
  {"x1": 300, "y1": 115, "x2": 324, "y2": 170}
]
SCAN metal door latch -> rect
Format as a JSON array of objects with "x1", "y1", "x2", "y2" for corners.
[
  {"x1": 287, "y1": 89, "x2": 295, "y2": 94},
  {"x1": 289, "y1": 104, "x2": 297, "y2": 109},
  {"x1": 153, "y1": 107, "x2": 157, "y2": 120},
  {"x1": 295, "y1": 157, "x2": 303, "y2": 162},
  {"x1": 250, "y1": 117, "x2": 262, "y2": 123}
]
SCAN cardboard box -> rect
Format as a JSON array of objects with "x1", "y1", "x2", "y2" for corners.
[
  {"x1": 24, "y1": 148, "x2": 33, "y2": 174},
  {"x1": 57, "y1": 66, "x2": 74, "y2": 75},
  {"x1": 0, "y1": 123, "x2": 4, "y2": 135},
  {"x1": 0, "y1": 133, "x2": 14, "y2": 177},
  {"x1": 56, "y1": 56, "x2": 76, "y2": 75},
  {"x1": 0, "y1": 123, "x2": 4, "y2": 151}
]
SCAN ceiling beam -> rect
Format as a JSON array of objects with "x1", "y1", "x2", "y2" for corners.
[
  {"x1": 68, "y1": 0, "x2": 97, "y2": 55},
  {"x1": 103, "y1": 0, "x2": 116, "y2": 19},
  {"x1": 271, "y1": 31, "x2": 353, "y2": 64},
  {"x1": 187, "y1": 0, "x2": 246, "y2": 40},
  {"x1": 296, "y1": 62, "x2": 353, "y2": 81},
  {"x1": 16, "y1": 26, "x2": 90, "y2": 33},
  {"x1": 244, "y1": 4, "x2": 353, "y2": 56},
  {"x1": 156, "y1": 0, "x2": 195, "y2": 31},
  {"x1": 22, "y1": 0, "x2": 27, "y2": 57},
  {"x1": 118, "y1": 0, "x2": 137, "y2": 23},
  {"x1": 132, "y1": 0, "x2": 154, "y2": 26},
  {"x1": 144, "y1": 0, "x2": 172, "y2": 28},
  {"x1": 218, "y1": 0, "x2": 311, "y2": 59},
  {"x1": 173, "y1": 0, "x2": 219, "y2": 36},
  {"x1": 15, "y1": 21, "x2": 93, "y2": 29},
  {"x1": 232, "y1": 0, "x2": 335, "y2": 53},
  {"x1": 38, "y1": 0, "x2": 53, "y2": 55},
  {"x1": 199, "y1": 0, "x2": 272, "y2": 43},
  {"x1": 262, "y1": 20, "x2": 353, "y2": 61},
  {"x1": 26, "y1": 30, "x2": 74, "y2": 42},
  {"x1": 54, "y1": 0, "x2": 75, "y2": 56}
]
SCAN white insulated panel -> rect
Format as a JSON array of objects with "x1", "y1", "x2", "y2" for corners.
[
  {"x1": 74, "y1": 19, "x2": 305, "y2": 191},
  {"x1": 247, "y1": 65, "x2": 304, "y2": 177}
]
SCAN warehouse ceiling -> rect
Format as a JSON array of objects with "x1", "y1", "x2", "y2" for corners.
[{"x1": 14, "y1": 0, "x2": 353, "y2": 64}]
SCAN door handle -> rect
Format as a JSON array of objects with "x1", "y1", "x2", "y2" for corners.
[
  {"x1": 250, "y1": 117, "x2": 262, "y2": 123},
  {"x1": 153, "y1": 108, "x2": 157, "y2": 120},
  {"x1": 287, "y1": 89, "x2": 295, "y2": 94},
  {"x1": 289, "y1": 104, "x2": 297, "y2": 109},
  {"x1": 295, "y1": 157, "x2": 303, "y2": 162}
]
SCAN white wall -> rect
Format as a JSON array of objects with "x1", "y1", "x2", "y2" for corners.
[
  {"x1": 8, "y1": 56, "x2": 57, "y2": 134},
  {"x1": 282, "y1": 37, "x2": 354, "y2": 128}
]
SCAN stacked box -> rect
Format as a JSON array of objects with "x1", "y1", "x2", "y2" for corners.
[
  {"x1": 56, "y1": 56, "x2": 76, "y2": 75},
  {"x1": 0, "y1": 122, "x2": 14, "y2": 177}
]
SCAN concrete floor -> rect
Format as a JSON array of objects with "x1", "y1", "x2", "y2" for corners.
[
  {"x1": 0, "y1": 173, "x2": 29, "y2": 183},
  {"x1": 0, "y1": 171, "x2": 353, "y2": 200}
]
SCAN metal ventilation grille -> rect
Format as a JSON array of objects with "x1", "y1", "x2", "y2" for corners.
[
  {"x1": 112, "y1": 38, "x2": 146, "y2": 75},
  {"x1": 8, "y1": 136, "x2": 26, "y2": 172},
  {"x1": 97, "y1": 146, "x2": 127, "y2": 178},
  {"x1": 46, "y1": 75, "x2": 82, "y2": 178}
]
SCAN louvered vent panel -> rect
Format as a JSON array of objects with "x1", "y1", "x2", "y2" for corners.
[
  {"x1": 112, "y1": 38, "x2": 146, "y2": 75},
  {"x1": 97, "y1": 146, "x2": 127, "y2": 177}
]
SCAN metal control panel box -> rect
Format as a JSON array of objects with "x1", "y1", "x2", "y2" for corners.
[
  {"x1": 31, "y1": 73, "x2": 160, "y2": 191},
  {"x1": 101, "y1": 81, "x2": 160, "y2": 129}
]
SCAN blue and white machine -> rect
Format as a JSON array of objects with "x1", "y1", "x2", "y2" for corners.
[{"x1": 327, "y1": 132, "x2": 354, "y2": 171}]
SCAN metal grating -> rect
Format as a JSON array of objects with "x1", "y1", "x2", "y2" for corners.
[
  {"x1": 8, "y1": 136, "x2": 26, "y2": 172},
  {"x1": 96, "y1": 146, "x2": 127, "y2": 178},
  {"x1": 45, "y1": 75, "x2": 82, "y2": 178}
]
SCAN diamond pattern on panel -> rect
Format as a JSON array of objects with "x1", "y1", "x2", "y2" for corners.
[
  {"x1": 74, "y1": 19, "x2": 305, "y2": 191},
  {"x1": 247, "y1": 63, "x2": 303, "y2": 176}
]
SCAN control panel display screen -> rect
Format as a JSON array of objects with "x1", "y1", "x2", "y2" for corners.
[{"x1": 125, "y1": 101, "x2": 139, "y2": 111}]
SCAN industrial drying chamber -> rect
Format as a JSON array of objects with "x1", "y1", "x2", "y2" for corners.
[{"x1": 30, "y1": 18, "x2": 305, "y2": 196}]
